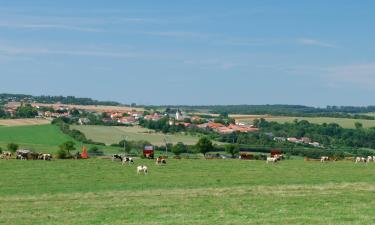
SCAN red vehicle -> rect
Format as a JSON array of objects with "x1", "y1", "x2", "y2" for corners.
[{"x1": 143, "y1": 146, "x2": 154, "y2": 159}]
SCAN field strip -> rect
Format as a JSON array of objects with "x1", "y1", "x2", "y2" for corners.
[
  {"x1": 0, "y1": 118, "x2": 51, "y2": 126},
  {"x1": 1, "y1": 182, "x2": 374, "y2": 201}
]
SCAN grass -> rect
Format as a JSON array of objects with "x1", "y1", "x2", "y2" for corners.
[
  {"x1": 237, "y1": 116, "x2": 375, "y2": 128},
  {"x1": 72, "y1": 125, "x2": 202, "y2": 145},
  {"x1": 0, "y1": 124, "x2": 74, "y2": 152},
  {"x1": 0, "y1": 159, "x2": 375, "y2": 224}
]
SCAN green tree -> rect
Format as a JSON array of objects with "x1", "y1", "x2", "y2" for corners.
[
  {"x1": 15, "y1": 104, "x2": 38, "y2": 118},
  {"x1": 172, "y1": 142, "x2": 187, "y2": 156},
  {"x1": 196, "y1": 137, "x2": 213, "y2": 156},
  {"x1": 355, "y1": 122, "x2": 363, "y2": 130},
  {"x1": 7, "y1": 143, "x2": 19, "y2": 152},
  {"x1": 59, "y1": 141, "x2": 76, "y2": 154},
  {"x1": 119, "y1": 139, "x2": 132, "y2": 155},
  {"x1": 225, "y1": 144, "x2": 239, "y2": 158}
]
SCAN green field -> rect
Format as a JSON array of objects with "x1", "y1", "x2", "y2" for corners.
[
  {"x1": 0, "y1": 124, "x2": 74, "y2": 152},
  {"x1": 238, "y1": 116, "x2": 375, "y2": 128},
  {"x1": 0, "y1": 159, "x2": 375, "y2": 224},
  {"x1": 72, "y1": 125, "x2": 201, "y2": 145}
]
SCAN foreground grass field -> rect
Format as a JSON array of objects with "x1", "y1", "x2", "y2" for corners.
[
  {"x1": 236, "y1": 116, "x2": 375, "y2": 128},
  {"x1": 72, "y1": 125, "x2": 201, "y2": 145},
  {"x1": 0, "y1": 159, "x2": 375, "y2": 224}
]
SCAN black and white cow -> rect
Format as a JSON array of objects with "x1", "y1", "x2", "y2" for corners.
[
  {"x1": 122, "y1": 157, "x2": 134, "y2": 165},
  {"x1": 112, "y1": 154, "x2": 124, "y2": 162}
]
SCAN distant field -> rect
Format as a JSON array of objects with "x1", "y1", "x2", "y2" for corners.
[
  {"x1": 0, "y1": 124, "x2": 73, "y2": 152},
  {"x1": 30, "y1": 103, "x2": 144, "y2": 113},
  {"x1": 0, "y1": 118, "x2": 51, "y2": 126},
  {"x1": 72, "y1": 125, "x2": 201, "y2": 145},
  {"x1": 1, "y1": 159, "x2": 375, "y2": 224},
  {"x1": 235, "y1": 116, "x2": 375, "y2": 128}
]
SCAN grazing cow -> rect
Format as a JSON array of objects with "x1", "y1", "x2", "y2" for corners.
[
  {"x1": 112, "y1": 154, "x2": 124, "y2": 162},
  {"x1": 137, "y1": 165, "x2": 148, "y2": 175},
  {"x1": 1, "y1": 151, "x2": 12, "y2": 160},
  {"x1": 16, "y1": 150, "x2": 31, "y2": 160},
  {"x1": 273, "y1": 154, "x2": 284, "y2": 161},
  {"x1": 122, "y1": 157, "x2": 134, "y2": 165},
  {"x1": 155, "y1": 156, "x2": 167, "y2": 165},
  {"x1": 266, "y1": 157, "x2": 278, "y2": 163},
  {"x1": 355, "y1": 157, "x2": 366, "y2": 164},
  {"x1": 42, "y1": 154, "x2": 52, "y2": 161},
  {"x1": 321, "y1": 156, "x2": 329, "y2": 163}
]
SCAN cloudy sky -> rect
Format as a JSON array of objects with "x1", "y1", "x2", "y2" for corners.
[{"x1": 0, "y1": 0, "x2": 374, "y2": 106}]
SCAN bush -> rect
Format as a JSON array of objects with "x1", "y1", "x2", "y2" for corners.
[
  {"x1": 88, "y1": 146, "x2": 104, "y2": 157},
  {"x1": 56, "y1": 149, "x2": 69, "y2": 159},
  {"x1": 7, "y1": 143, "x2": 19, "y2": 152}
]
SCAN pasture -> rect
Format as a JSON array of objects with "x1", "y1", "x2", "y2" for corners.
[
  {"x1": 0, "y1": 118, "x2": 51, "y2": 126},
  {"x1": 0, "y1": 124, "x2": 74, "y2": 152},
  {"x1": 234, "y1": 115, "x2": 375, "y2": 128},
  {"x1": 0, "y1": 159, "x2": 375, "y2": 224},
  {"x1": 72, "y1": 125, "x2": 201, "y2": 145}
]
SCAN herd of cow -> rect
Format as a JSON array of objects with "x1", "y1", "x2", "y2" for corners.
[
  {"x1": 0, "y1": 149, "x2": 52, "y2": 161},
  {"x1": 111, "y1": 154, "x2": 167, "y2": 175}
]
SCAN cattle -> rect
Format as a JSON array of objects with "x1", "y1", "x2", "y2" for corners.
[
  {"x1": 266, "y1": 157, "x2": 278, "y2": 163},
  {"x1": 273, "y1": 154, "x2": 284, "y2": 161},
  {"x1": 137, "y1": 165, "x2": 148, "y2": 175},
  {"x1": 320, "y1": 156, "x2": 329, "y2": 163},
  {"x1": 366, "y1": 156, "x2": 375, "y2": 163},
  {"x1": 16, "y1": 150, "x2": 31, "y2": 160},
  {"x1": 1, "y1": 151, "x2": 12, "y2": 160},
  {"x1": 122, "y1": 157, "x2": 134, "y2": 165},
  {"x1": 355, "y1": 157, "x2": 367, "y2": 163},
  {"x1": 155, "y1": 156, "x2": 167, "y2": 165},
  {"x1": 112, "y1": 154, "x2": 124, "y2": 162},
  {"x1": 42, "y1": 154, "x2": 52, "y2": 161}
]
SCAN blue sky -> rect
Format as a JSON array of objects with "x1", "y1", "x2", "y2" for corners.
[{"x1": 0, "y1": 0, "x2": 374, "y2": 106}]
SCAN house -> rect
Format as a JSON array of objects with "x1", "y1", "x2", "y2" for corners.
[
  {"x1": 274, "y1": 137, "x2": 286, "y2": 142},
  {"x1": 118, "y1": 117, "x2": 137, "y2": 125},
  {"x1": 144, "y1": 113, "x2": 163, "y2": 121},
  {"x1": 309, "y1": 142, "x2": 321, "y2": 147},
  {"x1": 78, "y1": 118, "x2": 90, "y2": 125},
  {"x1": 300, "y1": 137, "x2": 312, "y2": 144},
  {"x1": 287, "y1": 137, "x2": 299, "y2": 143}
]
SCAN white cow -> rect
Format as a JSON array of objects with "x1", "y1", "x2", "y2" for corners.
[
  {"x1": 266, "y1": 157, "x2": 277, "y2": 163},
  {"x1": 355, "y1": 157, "x2": 366, "y2": 164},
  {"x1": 321, "y1": 156, "x2": 329, "y2": 163},
  {"x1": 137, "y1": 165, "x2": 148, "y2": 175}
]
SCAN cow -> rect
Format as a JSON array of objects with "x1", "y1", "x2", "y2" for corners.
[
  {"x1": 273, "y1": 154, "x2": 284, "y2": 161},
  {"x1": 1, "y1": 151, "x2": 12, "y2": 160},
  {"x1": 16, "y1": 150, "x2": 31, "y2": 160},
  {"x1": 112, "y1": 154, "x2": 124, "y2": 162},
  {"x1": 266, "y1": 157, "x2": 278, "y2": 163},
  {"x1": 321, "y1": 156, "x2": 329, "y2": 163},
  {"x1": 155, "y1": 156, "x2": 167, "y2": 165},
  {"x1": 122, "y1": 157, "x2": 134, "y2": 165},
  {"x1": 137, "y1": 165, "x2": 148, "y2": 175},
  {"x1": 355, "y1": 157, "x2": 366, "y2": 164},
  {"x1": 42, "y1": 154, "x2": 52, "y2": 161}
]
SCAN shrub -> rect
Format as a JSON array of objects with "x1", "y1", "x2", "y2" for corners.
[
  {"x1": 56, "y1": 149, "x2": 69, "y2": 159},
  {"x1": 88, "y1": 146, "x2": 104, "y2": 157},
  {"x1": 7, "y1": 143, "x2": 19, "y2": 152}
]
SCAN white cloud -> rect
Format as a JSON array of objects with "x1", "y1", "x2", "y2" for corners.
[
  {"x1": 0, "y1": 45, "x2": 150, "y2": 58},
  {"x1": 297, "y1": 38, "x2": 337, "y2": 48}
]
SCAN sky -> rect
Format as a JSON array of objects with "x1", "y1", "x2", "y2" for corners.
[{"x1": 0, "y1": 0, "x2": 374, "y2": 106}]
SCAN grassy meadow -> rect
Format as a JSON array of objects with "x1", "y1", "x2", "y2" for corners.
[
  {"x1": 0, "y1": 124, "x2": 74, "y2": 152},
  {"x1": 72, "y1": 125, "x2": 201, "y2": 145},
  {"x1": 0, "y1": 159, "x2": 375, "y2": 224}
]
